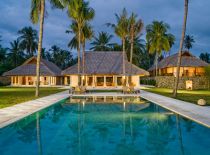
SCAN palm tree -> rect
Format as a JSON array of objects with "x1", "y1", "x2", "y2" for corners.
[
  {"x1": 67, "y1": 0, "x2": 95, "y2": 86},
  {"x1": 128, "y1": 13, "x2": 144, "y2": 82},
  {"x1": 7, "y1": 39, "x2": 25, "y2": 67},
  {"x1": 66, "y1": 21, "x2": 94, "y2": 83},
  {"x1": 184, "y1": 34, "x2": 194, "y2": 51},
  {"x1": 199, "y1": 52, "x2": 210, "y2": 63},
  {"x1": 81, "y1": 23, "x2": 93, "y2": 82},
  {"x1": 30, "y1": 0, "x2": 67, "y2": 97},
  {"x1": 173, "y1": 0, "x2": 189, "y2": 97},
  {"x1": 18, "y1": 26, "x2": 38, "y2": 57},
  {"x1": 90, "y1": 31, "x2": 114, "y2": 51},
  {"x1": 146, "y1": 21, "x2": 174, "y2": 76},
  {"x1": 166, "y1": 33, "x2": 175, "y2": 56},
  {"x1": 107, "y1": 8, "x2": 129, "y2": 81},
  {"x1": 48, "y1": 45, "x2": 73, "y2": 69}
]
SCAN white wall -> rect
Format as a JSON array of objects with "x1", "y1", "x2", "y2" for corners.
[{"x1": 71, "y1": 75, "x2": 79, "y2": 87}]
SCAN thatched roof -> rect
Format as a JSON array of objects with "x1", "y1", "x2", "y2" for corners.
[
  {"x1": 3, "y1": 57, "x2": 62, "y2": 76},
  {"x1": 148, "y1": 51, "x2": 209, "y2": 71},
  {"x1": 62, "y1": 51, "x2": 149, "y2": 76}
]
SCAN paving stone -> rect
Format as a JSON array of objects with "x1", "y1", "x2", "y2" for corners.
[{"x1": 0, "y1": 91, "x2": 70, "y2": 129}]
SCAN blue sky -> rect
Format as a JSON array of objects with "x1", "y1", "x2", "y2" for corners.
[{"x1": 0, "y1": 0, "x2": 210, "y2": 56}]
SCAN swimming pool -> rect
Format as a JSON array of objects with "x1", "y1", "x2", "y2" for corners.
[{"x1": 0, "y1": 96, "x2": 210, "y2": 155}]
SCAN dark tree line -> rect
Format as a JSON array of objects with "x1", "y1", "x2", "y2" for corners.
[{"x1": 0, "y1": 27, "x2": 76, "y2": 75}]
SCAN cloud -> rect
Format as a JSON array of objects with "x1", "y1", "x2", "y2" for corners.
[{"x1": 0, "y1": 0, "x2": 209, "y2": 56}]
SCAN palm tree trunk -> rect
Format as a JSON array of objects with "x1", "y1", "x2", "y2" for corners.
[
  {"x1": 123, "y1": 38, "x2": 125, "y2": 75},
  {"x1": 122, "y1": 38, "x2": 126, "y2": 85},
  {"x1": 173, "y1": 0, "x2": 189, "y2": 97},
  {"x1": 81, "y1": 41, "x2": 85, "y2": 86},
  {"x1": 130, "y1": 28, "x2": 134, "y2": 85},
  {"x1": 78, "y1": 28, "x2": 81, "y2": 86},
  {"x1": 155, "y1": 52, "x2": 158, "y2": 77},
  {"x1": 35, "y1": 0, "x2": 45, "y2": 97}
]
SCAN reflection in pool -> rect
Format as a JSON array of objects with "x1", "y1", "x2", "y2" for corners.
[{"x1": 0, "y1": 97, "x2": 210, "y2": 155}]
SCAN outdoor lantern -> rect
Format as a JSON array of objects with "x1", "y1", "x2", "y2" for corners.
[{"x1": 186, "y1": 80, "x2": 193, "y2": 90}]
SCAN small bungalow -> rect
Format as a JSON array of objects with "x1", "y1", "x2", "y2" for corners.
[
  {"x1": 62, "y1": 51, "x2": 149, "y2": 88},
  {"x1": 3, "y1": 57, "x2": 62, "y2": 86},
  {"x1": 148, "y1": 51, "x2": 209, "y2": 77}
]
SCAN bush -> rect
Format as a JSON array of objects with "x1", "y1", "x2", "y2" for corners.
[{"x1": 140, "y1": 79, "x2": 156, "y2": 86}]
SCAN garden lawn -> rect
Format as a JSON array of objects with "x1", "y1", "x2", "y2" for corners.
[
  {"x1": 0, "y1": 87, "x2": 65, "y2": 108},
  {"x1": 142, "y1": 87, "x2": 210, "y2": 106}
]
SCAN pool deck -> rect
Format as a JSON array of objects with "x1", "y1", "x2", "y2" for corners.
[
  {"x1": 0, "y1": 90, "x2": 70, "y2": 129},
  {"x1": 140, "y1": 90, "x2": 210, "y2": 128}
]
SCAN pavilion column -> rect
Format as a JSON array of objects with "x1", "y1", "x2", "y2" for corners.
[
  {"x1": 104, "y1": 76, "x2": 106, "y2": 87},
  {"x1": 11, "y1": 77, "x2": 13, "y2": 86},
  {"x1": 50, "y1": 77, "x2": 52, "y2": 85},
  {"x1": 33, "y1": 77, "x2": 36, "y2": 86},
  {"x1": 85, "y1": 76, "x2": 88, "y2": 86},
  {"x1": 115, "y1": 76, "x2": 117, "y2": 87},
  {"x1": 26, "y1": 76, "x2": 29, "y2": 85},
  {"x1": 93, "y1": 75, "x2": 96, "y2": 87},
  {"x1": 53, "y1": 77, "x2": 55, "y2": 85},
  {"x1": 18, "y1": 76, "x2": 21, "y2": 85},
  {"x1": 64, "y1": 77, "x2": 67, "y2": 85},
  {"x1": 48, "y1": 77, "x2": 50, "y2": 85}
]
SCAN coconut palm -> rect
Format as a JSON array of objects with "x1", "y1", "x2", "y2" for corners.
[
  {"x1": 18, "y1": 26, "x2": 38, "y2": 57},
  {"x1": 48, "y1": 45, "x2": 73, "y2": 69},
  {"x1": 173, "y1": 0, "x2": 189, "y2": 97},
  {"x1": 30, "y1": 0, "x2": 67, "y2": 97},
  {"x1": 81, "y1": 23, "x2": 93, "y2": 81},
  {"x1": 107, "y1": 8, "x2": 129, "y2": 79},
  {"x1": 184, "y1": 34, "x2": 195, "y2": 50},
  {"x1": 0, "y1": 47, "x2": 6, "y2": 65},
  {"x1": 66, "y1": 21, "x2": 94, "y2": 78},
  {"x1": 67, "y1": 0, "x2": 95, "y2": 86},
  {"x1": 90, "y1": 31, "x2": 114, "y2": 51},
  {"x1": 128, "y1": 13, "x2": 144, "y2": 81},
  {"x1": 199, "y1": 52, "x2": 210, "y2": 63},
  {"x1": 7, "y1": 39, "x2": 25, "y2": 67},
  {"x1": 146, "y1": 21, "x2": 174, "y2": 76}
]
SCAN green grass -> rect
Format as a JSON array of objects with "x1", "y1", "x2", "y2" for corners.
[
  {"x1": 142, "y1": 87, "x2": 210, "y2": 106},
  {"x1": 0, "y1": 87, "x2": 65, "y2": 108}
]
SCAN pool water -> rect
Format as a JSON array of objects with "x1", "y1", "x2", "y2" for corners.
[{"x1": 0, "y1": 97, "x2": 210, "y2": 155}]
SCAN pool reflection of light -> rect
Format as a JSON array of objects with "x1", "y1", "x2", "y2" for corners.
[
  {"x1": 82, "y1": 101, "x2": 85, "y2": 109},
  {"x1": 123, "y1": 102, "x2": 126, "y2": 111}
]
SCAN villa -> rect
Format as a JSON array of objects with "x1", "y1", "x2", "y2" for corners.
[
  {"x1": 3, "y1": 57, "x2": 63, "y2": 86},
  {"x1": 147, "y1": 51, "x2": 209, "y2": 89},
  {"x1": 148, "y1": 51, "x2": 208, "y2": 77},
  {"x1": 3, "y1": 51, "x2": 149, "y2": 88},
  {"x1": 63, "y1": 51, "x2": 149, "y2": 88}
]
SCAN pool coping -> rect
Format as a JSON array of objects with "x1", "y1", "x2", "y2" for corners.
[
  {"x1": 0, "y1": 90, "x2": 70, "y2": 129},
  {"x1": 140, "y1": 90, "x2": 210, "y2": 128}
]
